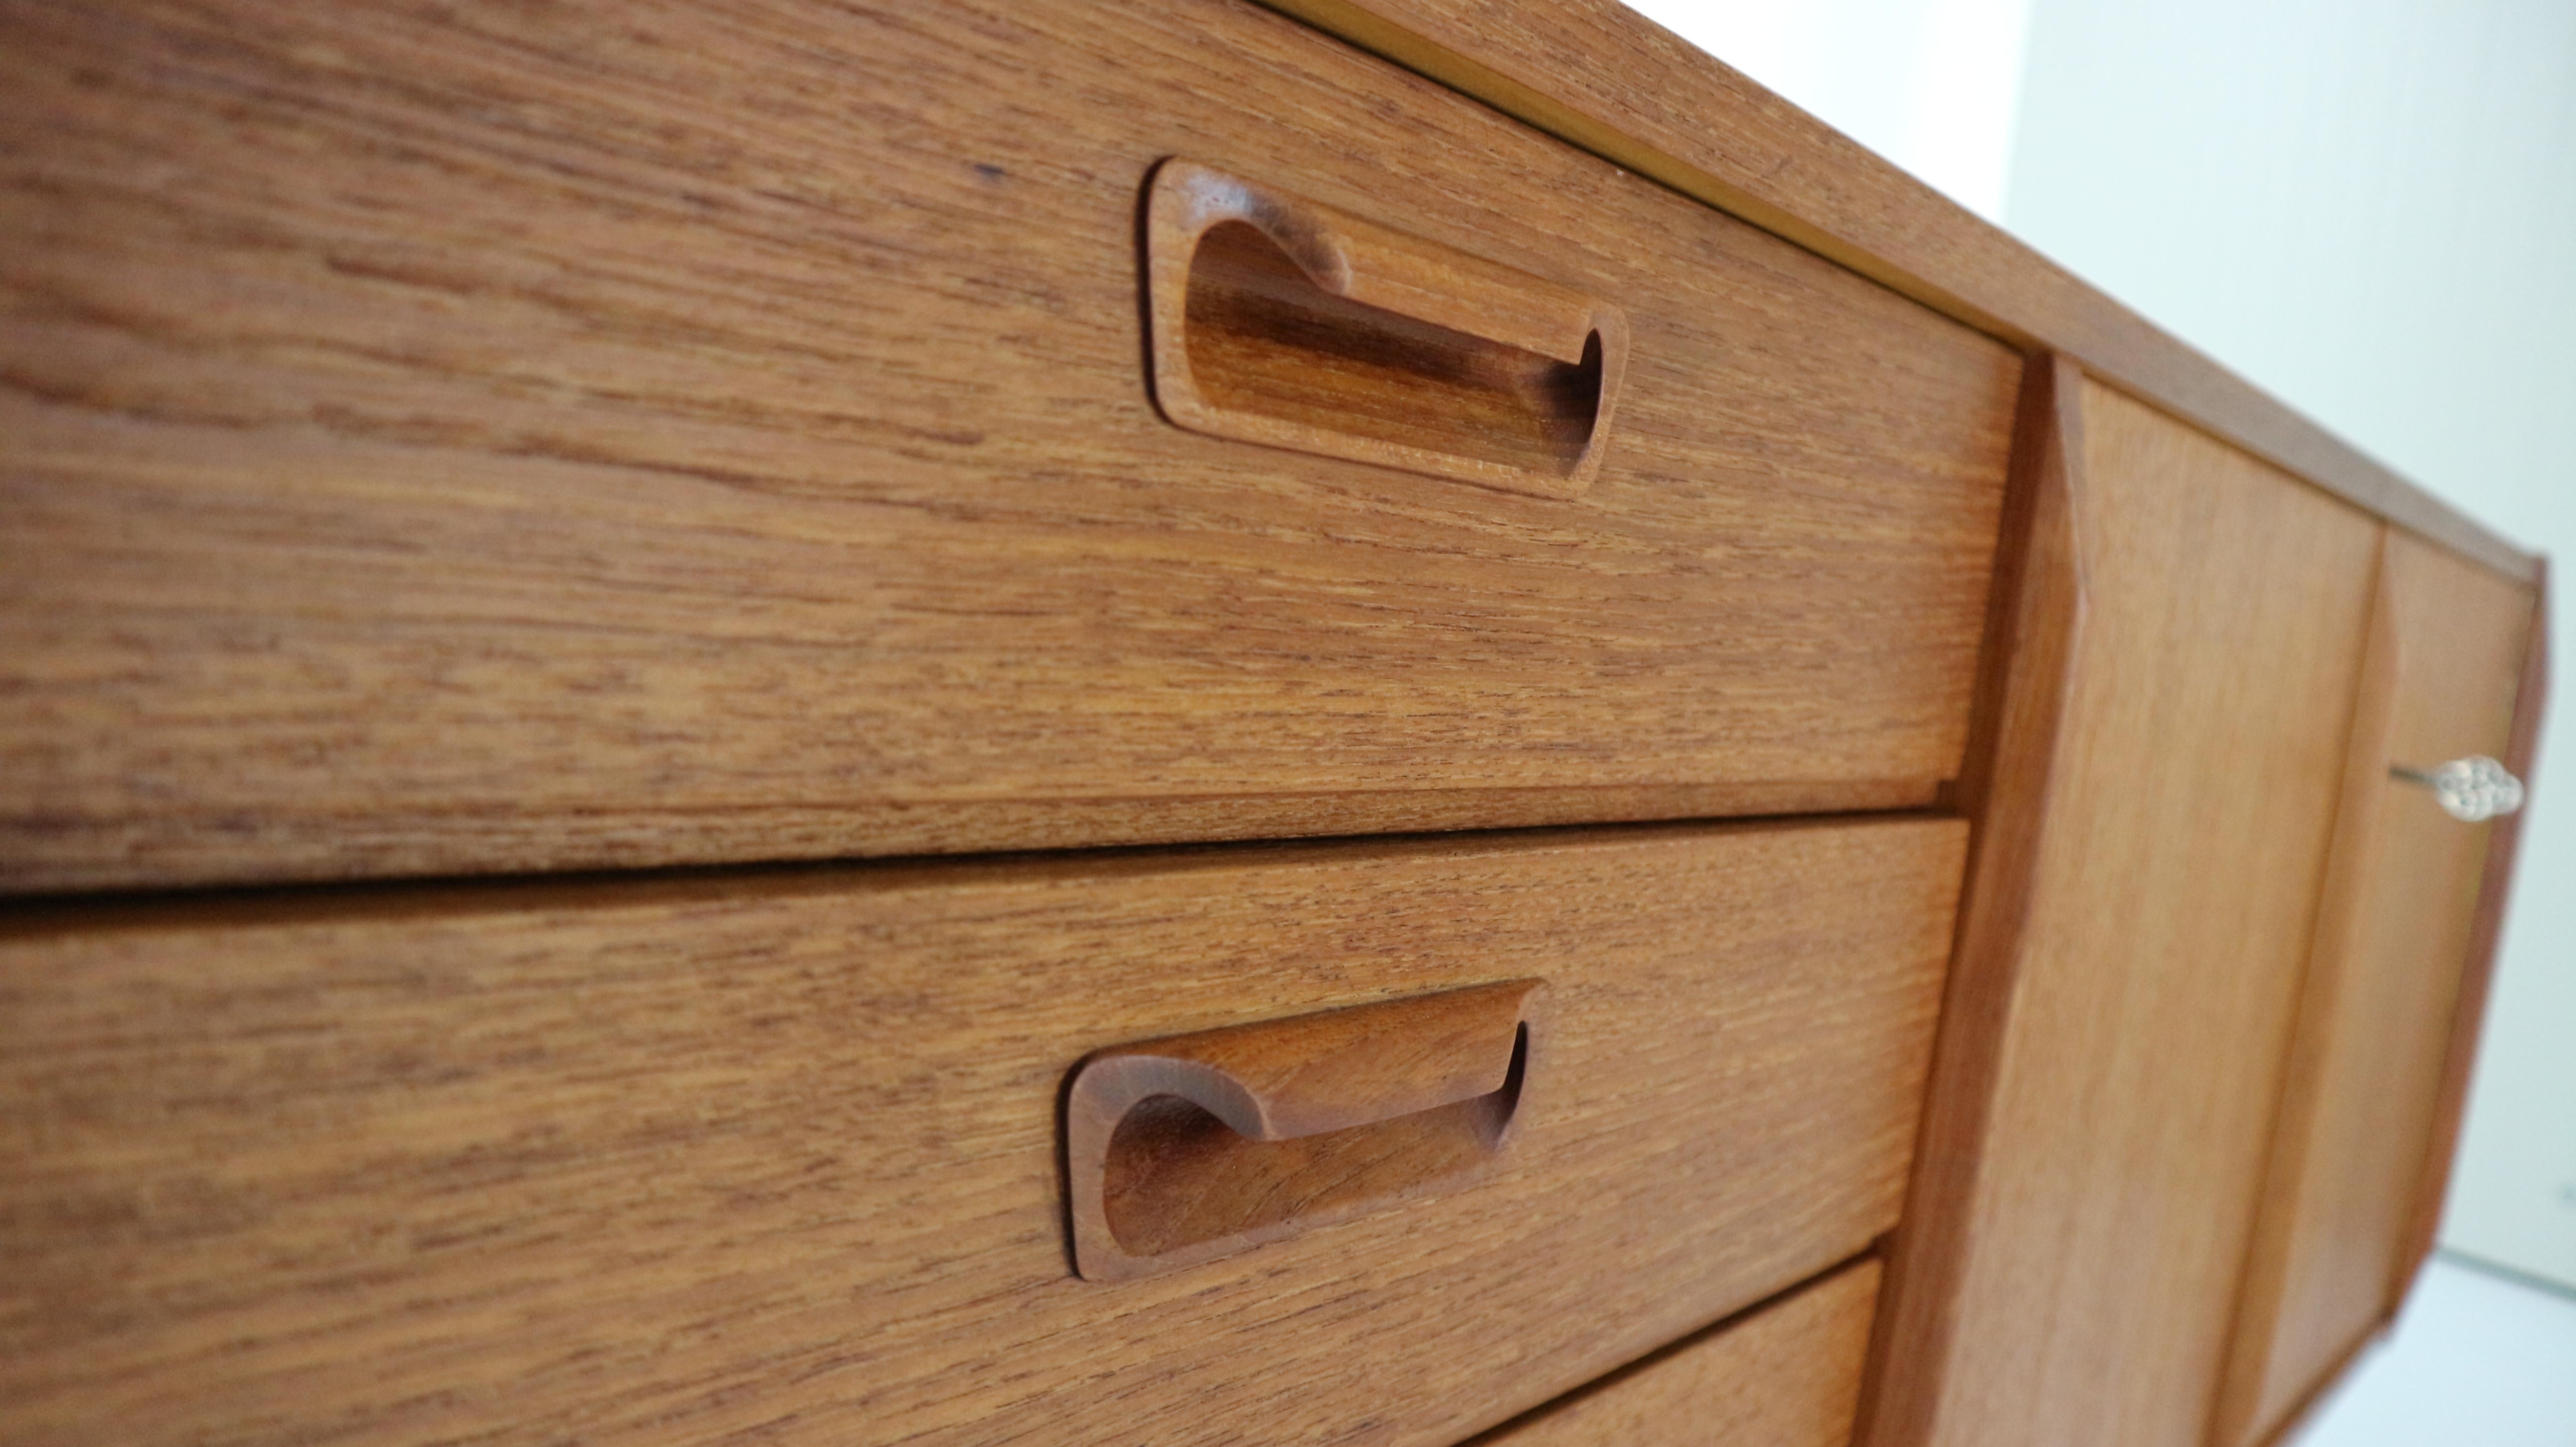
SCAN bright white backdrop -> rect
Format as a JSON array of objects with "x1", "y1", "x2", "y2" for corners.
[
  {"x1": 1622, "y1": 0, "x2": 2034, "y2": 221},
  {"x1": 1630, "y1": 0, "x2": 2576, "y2": 1291}
]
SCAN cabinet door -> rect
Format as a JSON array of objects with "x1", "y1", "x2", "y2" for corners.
[{"x1": 2212, "y1": 532, "x2": 2537, "y2": 1447}]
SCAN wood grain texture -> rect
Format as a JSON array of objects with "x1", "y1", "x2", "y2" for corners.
[
  {"x1": 1865, "y1": 381, "x2": 2382, "y2": 1447},
  {"x1": 1263, "y1": 0, "x2": 2537, "y2": 584},
  {"x1": 2212, "y1": 533, "x2": 2536, "y2": 1447},
  {"x1": 1858, "y1": 352, "x2": 2088, "y2": 1447},
  {"x1": 2399, "y1": 558, "x2": 2549, "y2": 1292},
  {"x1": 0, "y1": 817, "x2": 1964, "y2": 1446},
  {"x1": 0, "y1": 0, "x2": 2019, "y2": 893},
  {"x1": 1466, "y1": 1258, "x2": 1883, "y2": 1447}
]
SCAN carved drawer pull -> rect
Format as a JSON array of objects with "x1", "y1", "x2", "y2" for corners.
[
  {"x1": 1063, "y1": 980, "x2": 1543, "y2": 1282},
  {"x1": 1143, "y1": 158, "x2": 1628, "y2": 499},
  {"x1": 2390, "y1": 755, "x2": 2525, "y2": 821}
]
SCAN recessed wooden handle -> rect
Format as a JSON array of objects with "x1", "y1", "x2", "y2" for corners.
[
  {"x1": 1064, "y1": 980, "x2": 1544, "y2": 1282},
  {"x1": 1144, "y1": 158, "x2": 1628, "y2": 499}
]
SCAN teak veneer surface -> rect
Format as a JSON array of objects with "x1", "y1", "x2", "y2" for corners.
[
  {"x1": 1869, "y1": 382, "x2": 2382, "y2": 1447},
  {"x1": 1265, "y1": 0, "x2": 2535, "y2": 583},
  {"x1": 0, "y1": 0, "x2": 2018, "y2": 892},
  {"x1": 0, "y1": 818, "x2": 1963, "y2": 1446},
  {"x1": 1468, "y1": 1258, "x2": 1883, "y2": 1447},
  {"x1": 2213, "y1": 534, "x2": 2535, "y2": 1447}
]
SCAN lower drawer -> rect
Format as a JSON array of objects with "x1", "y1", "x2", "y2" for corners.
[
  {"x1": 1471, "y1": 1259, "x2": 1884, "y2": 1446},
  {"x1": 0, "y1": 818, "x2": 1962, "y2": 1446}
]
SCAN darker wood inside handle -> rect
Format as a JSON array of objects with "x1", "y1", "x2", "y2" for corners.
[
  {"x1": 1184, "y1": 223, "x2": 1603, "y2": 477},
  {"x1": 1100, "y1": 1023, "x2": 1530, "y2": 1257}
]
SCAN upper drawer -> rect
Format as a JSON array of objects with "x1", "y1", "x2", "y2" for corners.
[
  {"x1": 0, "y1": 0, "x2": 2020, "y2": 891},
  {"x1": 0, "y1": 818, "x2": 1962, "y2": 1446}
]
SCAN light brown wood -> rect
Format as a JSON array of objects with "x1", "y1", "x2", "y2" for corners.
[
  {"x1": 1262, "y1": 0, "x2": 2537, "y2": 584},
  {"x1": 2401, "y1": 558, "x2": 2550, "y2": 1292},
  {"x1": 0, "y1": 817, "x2": 1964, "y2": 1446},
  {"x1": 0, "y1": 0, "x2": 2019, "y2": 894},
  {"x1": 1145, "y1": 159, "x2": 1628, "y2": 498},
  {"x1": 1065, "y1": 978, "x2": 1542, "y2": 1280},
  {"x1": 1865, "y1": 380, "x2": 2383, "y2": 1447},
  {"x1": 1467, "y1": 1258, "x2": 1883, "y2": 1447},
  {"x1": 1860, "y1": 352, "x2": 2088, "y2": 1447},
  {"x1": 2212, "y1": 532, "x2": 2535, "y2": 1447}
]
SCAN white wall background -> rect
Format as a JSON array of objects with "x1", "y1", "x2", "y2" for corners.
[
  {"x1": 1634, "y1": 0, "x2": 2576, "y2": 1288},
  {"x1": 1621, "y1": 0, "x2": 2034, "y2": 221}
]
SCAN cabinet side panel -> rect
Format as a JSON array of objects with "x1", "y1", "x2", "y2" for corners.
[{"x1": 1918, "y1": 381, "x2": 2379, "y2": 1447}]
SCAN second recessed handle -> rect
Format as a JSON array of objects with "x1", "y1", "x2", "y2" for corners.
[
  {"x1": 1143, "y1": 159, "x2": 1628, "y2": 499},
  {"x1": 1064, "y1": 980, "x2": 1544, "y2": 1282}
]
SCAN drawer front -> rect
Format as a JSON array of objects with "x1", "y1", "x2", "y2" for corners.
[
  {"x1": 0, "y1": 818, "x2": 1963, "y2": 1446},
  {"x1": 1472, "y1": 1260, "x2": 1882, "y2": 1447},
  {"x1": 0, "y1": 0, "x2": 2020, "y2": 891}
]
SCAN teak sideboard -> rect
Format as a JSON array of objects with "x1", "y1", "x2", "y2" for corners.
[{"x1": 0, "y1": 3, "x2": 2549, "y2": 1446}]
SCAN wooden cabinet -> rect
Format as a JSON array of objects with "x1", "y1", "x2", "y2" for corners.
[{"x1": 0, "y1": 3, "x2": 2549, "y2": 1446}]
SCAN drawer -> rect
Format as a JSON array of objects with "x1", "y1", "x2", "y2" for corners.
[
  {"x1": 1470, "y1": 1259, "x2": 1882, "y2": 1446},
  {"x1": 0, "y1": 817, "x2": 1963, "y2": 1446},
  {"x1": 0, "y1": 0, "x2": 2021, "y2": 891}
]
